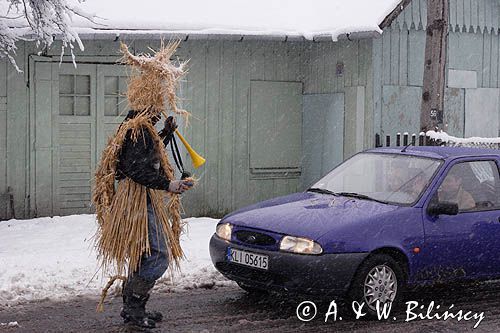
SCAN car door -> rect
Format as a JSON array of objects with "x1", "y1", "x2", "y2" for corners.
[{"x1": 420, "y1": 158, "x2": 500, "y2": 281}]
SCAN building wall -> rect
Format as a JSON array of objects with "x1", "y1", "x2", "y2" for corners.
[
  {"x1": 304, "y1": 40, "x2": 373, "y2": 159},
  {"x1": 4, "y1": 0, "x2": 499, "y2": 220},
  {"x1": 1, "y1": 43, "x2": 29, "y2": 220},
  {"x1": 374, "y1": 0, "x2": 500, "y2": 140},
  {"x1": 0, "y1": 37, "x2": 373, "y2": 219},
  {"x1": 0, "y1": 59, "x2": 7, "y2": 218},
  {"x1": 393, "y1": 0, "x2": 500, "y2": 32}
]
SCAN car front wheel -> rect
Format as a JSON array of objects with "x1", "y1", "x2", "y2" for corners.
[{"x1": 347, "y1": 254, "x2": 405, "y2": 318}]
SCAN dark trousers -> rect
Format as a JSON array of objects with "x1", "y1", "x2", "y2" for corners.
[{"x1": 135, "y1": 199, "x2": 169, "y2": 282}]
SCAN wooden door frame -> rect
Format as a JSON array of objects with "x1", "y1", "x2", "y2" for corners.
[{"x1": 28, "y1": 56, "x2": 125, "y2": 217}]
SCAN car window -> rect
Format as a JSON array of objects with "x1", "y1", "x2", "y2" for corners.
[
  {"x1": 434, "y1": 160, "x2": 500, "y2": 212},
  {"x1": 312, "y1": 153, "x2": 442, "y2": 205}
]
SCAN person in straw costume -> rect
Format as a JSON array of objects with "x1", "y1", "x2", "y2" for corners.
[{"x1": 92, "y1": 40, "x2": 194, "y2": 329}]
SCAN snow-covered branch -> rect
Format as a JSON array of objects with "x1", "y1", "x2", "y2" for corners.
[{"x1": 1, "y1": 0, "x2": 95, "y2": 71}]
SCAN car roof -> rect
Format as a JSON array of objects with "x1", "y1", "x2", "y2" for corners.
[{"x1": 366, "y1": 146, "x2": 500, "y2": 160}]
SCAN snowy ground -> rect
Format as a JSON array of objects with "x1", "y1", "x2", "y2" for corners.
[{"x1": 0, "y1": 215, "x2": 232, "y2": 307}]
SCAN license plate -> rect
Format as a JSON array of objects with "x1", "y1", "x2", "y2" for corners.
[{"x1": 227, "y1": 247, "x2": 269, "y2": 270}]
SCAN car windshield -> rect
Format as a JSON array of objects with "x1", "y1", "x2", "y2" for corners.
[{"x1": 310, "y1": 152, "x2": 443, "y2": 205}]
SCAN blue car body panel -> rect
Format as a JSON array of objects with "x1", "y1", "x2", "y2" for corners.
[{"x1": 210, "y1": 147, "x2": 500, "y2": 293}]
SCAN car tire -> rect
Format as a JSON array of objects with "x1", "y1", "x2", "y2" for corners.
[
  {"x1": 237, "y1": 282, "x2": 268, "y2": 295},
  {"x1": 347, "y1": 254, "x2": 406, "y2": 318}
]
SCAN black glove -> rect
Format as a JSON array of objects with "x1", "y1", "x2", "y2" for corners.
[{"x1": 158, "y1": 116, "x2": 178, "y2": 145}]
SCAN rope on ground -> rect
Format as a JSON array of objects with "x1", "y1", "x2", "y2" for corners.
[{"x1": 96, "y1": 275, "x2": 127, "y2": 313}]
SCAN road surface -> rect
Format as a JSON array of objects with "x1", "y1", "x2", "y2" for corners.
[{"x1": 1, "y1": 281, "x2": 499, "y2": 332}]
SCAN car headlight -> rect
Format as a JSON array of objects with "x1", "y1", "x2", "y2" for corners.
[
  {"x1": 280, "y1": 236, "x2": 323, "y2": 255},
  {"x1": 216, "y1": 223, "x2": 232, "y2": 241}
]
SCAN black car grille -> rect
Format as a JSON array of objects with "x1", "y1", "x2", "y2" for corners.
[
  {"x1": 234, "y1": 230, "x2": 276, "y2": 246},
  {"x1": 216, "y1": 262, "x2": 285, "y2": 285}
]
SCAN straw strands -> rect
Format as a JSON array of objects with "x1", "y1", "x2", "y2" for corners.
[
  {"x1": 119, "y1": 41, "x2": 190, "y2": 125},
  {"x1": 92, "y1": 41, "x2": 191, "y2": 292}
]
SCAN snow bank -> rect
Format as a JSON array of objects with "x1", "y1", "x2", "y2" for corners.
[
  {"x1": 0, "y1": 215, "x2": 230, "y2": 306},
  {"x1": 426, "y1": 130, "x2": 500, "y2": 145},
  {"x1": 2, "y1": 0, "x2": 402, "y2": 41}
]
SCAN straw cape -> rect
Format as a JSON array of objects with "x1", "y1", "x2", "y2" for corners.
[{"x1": 92, "y1": 41, "x2": 191, "y2": 310}]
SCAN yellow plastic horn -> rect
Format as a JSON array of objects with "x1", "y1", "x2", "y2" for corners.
[{"x1": 174, "y1": 129, "x2": 206, "y2": 169}]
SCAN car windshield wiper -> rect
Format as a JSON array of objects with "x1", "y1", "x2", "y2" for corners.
[
  {"x1": 336, "y1": 192, "x2": 388, "y2": 204},
  {"x1": 307, "y1": 188, "x2": 339, "y2": 196}
]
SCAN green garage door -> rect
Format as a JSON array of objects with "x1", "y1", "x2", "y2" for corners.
[{"x1": 31, "y1": 62, "x2": 128, "y2": 216}]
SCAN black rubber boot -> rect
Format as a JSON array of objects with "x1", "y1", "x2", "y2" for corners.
[
  {"x1": 135, "y1": 293, "x2": 164, "y2": 322},
  {"x1": 121, "y1": 276, "x2": 158, "y2": 329},
  {"x1": 145, "y1": 308, "x2": 163, "y2": 322}
]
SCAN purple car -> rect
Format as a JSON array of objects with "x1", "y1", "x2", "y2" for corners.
[{"x1": 209, "y1": 146, "x2": 500, "y2": 315}]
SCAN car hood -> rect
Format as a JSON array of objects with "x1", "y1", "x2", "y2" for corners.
[{"x1": 222, "y1": 192, "x2": 399, "y2": 240}]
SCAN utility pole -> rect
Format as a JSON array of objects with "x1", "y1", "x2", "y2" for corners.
[{"x1": 420, "y1": 0, "x2": 449, "y2": 132}]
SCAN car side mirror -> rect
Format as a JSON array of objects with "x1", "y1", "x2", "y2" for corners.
[{"x1": 427, "y1": 202, "x2": 459, "y2": 216}]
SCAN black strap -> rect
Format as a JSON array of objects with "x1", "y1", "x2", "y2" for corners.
[
  {"x1": 166, "y1": 133, "x2": 191, "y2": 180},
  {"x1": 169, "y1": 136, "x2": 184, "y2": 173}
]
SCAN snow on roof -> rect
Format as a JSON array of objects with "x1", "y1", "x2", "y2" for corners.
[
  {"x1": 63, "y1": 0, "x2": 402, "y2": 41},
  {"x1": 74, "y1": 0, "x2": 403, "y2": 40}
]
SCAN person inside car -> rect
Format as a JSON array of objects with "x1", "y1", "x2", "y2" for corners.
[
  {"x1": 387, "y1": 160, "x2": 407, "y2": 193},
  {"x1": 438, "y1": 167, "x2": 476, "y2": 211},
  {"x1": 404, "y1": 171, "x2": 428, "y2": 198}
]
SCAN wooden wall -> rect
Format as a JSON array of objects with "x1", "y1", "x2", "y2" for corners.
[
  {"x1": 393, "y1": 0, "x2": 500, "y2": 33},
  {"x1": 374, "y1": 0, "x2": 500, "y2": 140},
  {"x1": 0, "y1": 59, "x2": 7, "y2": 218},
  {"x1": 4, "y1": 0, "x2": 500, "y2": 219},
  {"x1": 133, "y1": 39, "x2": 373, "y2": 215},
  {"x1": 0, "y1": 37, "x2": 373, "y2": 219},
  {"x1": 1, "y1": 43, "x2": 29, "y2": 220}
]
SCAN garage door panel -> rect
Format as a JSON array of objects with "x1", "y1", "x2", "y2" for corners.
[
  {"x1": 60, "y1": 207, "x2": 90, "y2": 215},
  {"x1": 59, "y1": 186, "x2": 91, "y2": 195},
  {"x1": 59, "y1": 132, "x2": 89, "y2": 140},
  {"x1": 62, "y1": 193, "x2": 91, "y2": 201},
  {"x1": 60, "y1": 145, "x2": 91, "y2": 152},
  {"x1": 34, "y1": 62, "x2": 128, "y2": 216},
  {"x1": 59, "y1": 200, "x2": 90, "y2": 209},
  {"x1": 35, "y1": 148, "x2": 53, "y2": 216},
  {"x1": 59, "y1": 158, "x2": 91, "y2": 166},
  {"x1": 58, "y1": 179, "x2": 91, "y2": 188},
  {"x1": 58, "y1": 172, "x2": 91, "y2": 181},
  {"x1": 59, "y1": 151, "x2": 92, "y2": 159},
  {"x1": 58, "y1": 122, "x2": 91, "y2": 132},
  {"x1": 59, "y1": 166, "x2": 92, "y2": 174},
  {"x1": 97, "y1": 65, "x2": 129, "y2": 157},
  {"x1": 59, "y1": 137, "x2": 92, "y2": 146},
  {"x1": 52, "y1": 64, "x2": 95, "y2": 215}
]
